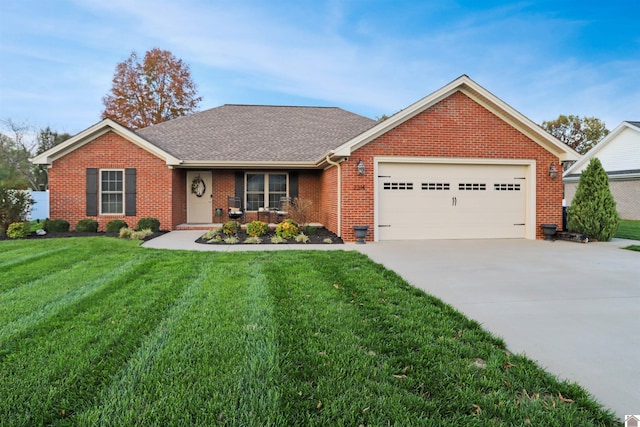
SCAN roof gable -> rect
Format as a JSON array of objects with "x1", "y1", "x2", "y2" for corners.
[
  {"x1": 564, "y1": 120, "x2": 640, "y2": 177},
  {"x1": 332, "y1": 75, "x2": 580, "y2": 162},
  {"x1": 30, "y1": 119, "x2": 182, "y2": 166}
]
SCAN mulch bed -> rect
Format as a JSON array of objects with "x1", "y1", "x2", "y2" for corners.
[{"x1": 195, "y1": 227, "x2": 343, "y2": 245}]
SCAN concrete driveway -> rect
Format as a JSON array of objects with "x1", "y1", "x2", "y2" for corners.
[{"x1": 355, "y1": 238, "x2": 640, "y2": 420}]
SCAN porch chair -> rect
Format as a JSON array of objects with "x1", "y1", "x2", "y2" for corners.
[
  {"x1": 276, "y1": 197, "x2": 291, "y2": 222},
  {"x1": 227, "y1": 196, "x2": 245, "y2": 223}
]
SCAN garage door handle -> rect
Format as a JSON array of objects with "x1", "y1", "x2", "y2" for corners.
[{"x1": 452, "y1": 197, "x2": 457, "y2": 206}]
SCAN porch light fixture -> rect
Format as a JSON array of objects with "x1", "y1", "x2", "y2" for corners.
[
  {"x1": 548, "y1": 162, "x2": 558, "y2": 179},
  {"x1": 356, "y1": 159, "x2": 366, "y2": 176}
]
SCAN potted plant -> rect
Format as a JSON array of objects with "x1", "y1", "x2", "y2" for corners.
[{"x1": 353, "y1": 225, "x2": 369, "y2": 244}]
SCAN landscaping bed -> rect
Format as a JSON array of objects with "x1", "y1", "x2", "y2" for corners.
[{"x1": 196, "y1": 224, "x2": 343, "y2": 245}]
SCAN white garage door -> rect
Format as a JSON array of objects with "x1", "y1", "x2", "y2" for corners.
[{"x1": 378, "y1": 163, "x2": 527, "y2": 240}]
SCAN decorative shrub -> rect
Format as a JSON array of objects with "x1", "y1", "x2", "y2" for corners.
[
  {"x1": 119, "y1": 227, "x2": 134, "y2": 239},
  {"x1": 567, "y1": 158, "x2": 619, "y2": 241},
  {"x1": 244, "y1": 236, "x2": 262, "y2": 244},
  {"x1": 136, "y1": 217, "x2": 160, "y2": 232},
  {"x1": 246, "y1": 220, "x2": 268, "y2": 237},
  {"x1": 222, "y1": 221, "x2": 238, "y2": 235},
  {"x1": 270, "y1": 235, "x2": 285, "y2": 244},
  {"x1": 106, "y1": 219, "x2": 128, "y2": 233},
  {"x1": 295, "y1": 232, "x2": 309, "y2": 243},
  {"x1": 275, "y1": 219, "x2": 298, "y2": 239},
  {"x1": 224, "y1": 236, "x2": 239, "y2": 244},
  {"x1": 130, "y1": 229, "x2": 153, "y2": 240},
  {"x1": 289, "y1": 198, "x2": 313, "y2": 226},
  {"x1": 44, "y1": 219, "x2": 70, "y2": 232},
  {"x1": 75, "y1": 219, "x2": 99, "y2": 233},
  {"x1": 7, "y1": 222, "x2": 30, "y2": 239},
  {"x1": 323, "y1": 237, "x2": 333, "y2": 244},
  {"x1": 202, "y1": 227, "x2": 221, "y2": 240},
  {"x1": 303, "y1": 225, "x2": 317, "y2": 235}
]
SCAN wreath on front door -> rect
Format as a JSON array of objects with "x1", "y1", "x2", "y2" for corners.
[{"x1": 191, "y1": 176, "x2": 206, "y2": 197}]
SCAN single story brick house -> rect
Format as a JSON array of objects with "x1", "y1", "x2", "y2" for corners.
[
  {"x1": 564, "y1": 121, "x2": 640, "y2": 220},
  {"x1": 31, "y1": 75, "x2": 579, "y2": 242}
]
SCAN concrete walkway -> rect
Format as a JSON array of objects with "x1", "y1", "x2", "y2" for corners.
[{"x1": 144, "y1": 232, "x2": 640, "y2": 418}]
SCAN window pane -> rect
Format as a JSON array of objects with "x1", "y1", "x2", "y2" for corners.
[
  {"x1": 101, "y1": 194, "x2": 123, "y2": 214},
  {"x1": 269, "y1": 174, "x2": 287, "y2": 192},
  {"x1": 246, "y1": 194, "x2": 264, "y2": 211},
  {"x1": 247, "y1": 174, "x2": 265, "y2": 192}
]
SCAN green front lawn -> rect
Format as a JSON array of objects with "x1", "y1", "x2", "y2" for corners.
[
  {"x1": 0, "y1": 238, "x2": 617, "y2": 426},
  {"x1": 615, "y1": 219, "x2": 640, "y2": 240}
]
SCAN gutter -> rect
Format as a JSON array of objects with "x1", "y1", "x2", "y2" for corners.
[{"x1": 325, "y1": 155, "x2": 342, "y2": 237}]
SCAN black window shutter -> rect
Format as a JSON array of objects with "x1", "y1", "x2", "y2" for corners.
[
  {"x1": 86, "y1": 168, "x2": 98, "y2": 216},
  {"x1": 234, "y1": 172, "x2": 244, "y2": 208},
  {"x1": 289, "y1": 172, "x2": 299, "y2": 199},
  {"x1": 125, "y1": 168, "x2": 136, "y2": 216}
]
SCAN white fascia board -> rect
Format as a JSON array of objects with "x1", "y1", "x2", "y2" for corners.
[
  {"x1": 179, "y1": 160, "x2": 319, "y2": 169},
  {"x1": 30, "y1": 119, "x2": 182, "y2": 166},
  {"x1": 563, "y1": 121, "x2": 636, "y2": 177},
  {"x1": 334, "y1": 75, "x2": 580, "y2": 162}
]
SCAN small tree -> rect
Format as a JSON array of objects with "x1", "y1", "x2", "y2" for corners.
[
  {"x1": 567, "y1": 158, "x2": 619, "y2": 241},
  {"x1": 0, "y1": 185, "x2": 34, "y2": 234}
]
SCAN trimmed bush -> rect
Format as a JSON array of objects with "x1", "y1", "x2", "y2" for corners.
[
  {"x1": 222, "y1": 221, "x2": 238, "y2": 235},
  {"x1": 7, "y1": 222, "x2": 30, "y2": 239},
  {"x1": 567, "y1": 158, "x2": 619, "y2": 241},
  {"x1": 246, "y1": 220, "x2": 268, "y2": 237},
  {"x1": 106, "y1": 219, "x2": 128, "y2": 233},
  {"x1": 136, "y1": 217, "x2": 160, "y2": 232},
  {"x1": 75, "y1": 219, "x2": 99, "y2": 233},
  {"x1": 44, "y1": 219, "x2": 70, "y2": 232},
  {"x1": 275, "y1": 219, "x2": 298, "y2": 239}
]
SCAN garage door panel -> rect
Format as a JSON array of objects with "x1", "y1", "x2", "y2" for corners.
[{"x1": 378, "y1": 162, "x2": 527, "y2": 240}]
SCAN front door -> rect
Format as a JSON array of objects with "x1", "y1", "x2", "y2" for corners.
[{"x1": 187, "y1": 171, "x2": 212, "y2": 223}]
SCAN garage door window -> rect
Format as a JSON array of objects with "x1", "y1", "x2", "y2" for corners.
[
  {"x1": 422, "y1": 183, "x2": 450, "y2": 190},
  {"x1": 383, "y1": 182, "x2": 413, "y2": 190},
  {"x1": 494, "y1": 183, "x2": 521, "y2": 191},
  {"x1": 459, "y1": 183, "x2": 486, "y2": 191}
]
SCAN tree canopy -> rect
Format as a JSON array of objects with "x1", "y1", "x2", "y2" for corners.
[
  {"x1": 0, "y1": 120, "x2": 69, "y2": 190},
  {"x1": 541, "y1": 115, "x2": 609, "y2": 155},
  {"x1": 102, "y1": 48, "x2": 202, "y2": 129}
]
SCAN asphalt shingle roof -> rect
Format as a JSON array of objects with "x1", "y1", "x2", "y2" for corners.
[{"x1": 136, "y1": 105, "x2": 377, "y2": 163}]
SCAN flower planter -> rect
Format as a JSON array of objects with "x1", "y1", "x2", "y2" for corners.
[
  {"x1": 540, "y1": 224, "x2": 557, "y2": 241},
  {"x1": 353, "y1": 225, "x2": 369, "y2": 244}
]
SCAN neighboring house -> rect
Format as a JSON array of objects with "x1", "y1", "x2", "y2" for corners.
[
  {"x1": 31, "y1": 75, "x2": 578, "y2": 242},
  {"x1": 564, "y1": 121, "x2": 640, "y2": 220}
]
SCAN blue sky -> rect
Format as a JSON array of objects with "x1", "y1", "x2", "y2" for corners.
[{"x1": 1, "y1": 0, "x2": 638, "y2": 136}]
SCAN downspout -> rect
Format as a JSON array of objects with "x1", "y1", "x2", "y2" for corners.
[{"x1": 325, "y1": 155, "x2": 342, "y2": 237}]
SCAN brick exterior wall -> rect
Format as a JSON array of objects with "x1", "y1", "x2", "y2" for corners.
[
  {"x1": 333, "y1": 91, "x2": 563, "y2": 242},
  {"x1": 48, "y1": 131, "x2": 175, "y2": 231}
]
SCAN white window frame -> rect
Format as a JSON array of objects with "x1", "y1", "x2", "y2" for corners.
[
  {"x1": 99, "y1": 169, "x2": 125, "y2": 215},
  {"x1": 245, "y1": 172, "x2": 288, "y2": 211}
]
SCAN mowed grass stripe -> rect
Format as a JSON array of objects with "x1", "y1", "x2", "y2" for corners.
[
  {"x1": 0, "y1": 256, "x2": 146, "y2": 344},
  {"x1": 0, "y1": 242, "x2": 75, "y2": 269},
  {"x1": 76, "y1": 254, "x2": 285, "y2": 426},
  {"x1": 76, "y1": 254, "x2": 215, "y2": 425},
  {"x1": 0, "y1": 238, "x2": 141, "y2": 291},
  {"x1": 0, "y1": 249, "x2": 201, "y2": 426}
]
